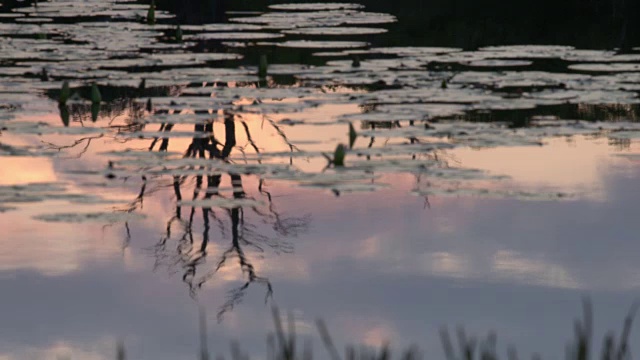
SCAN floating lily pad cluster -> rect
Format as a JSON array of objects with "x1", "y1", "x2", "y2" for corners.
[
  {"x1": 0, "y1": 181, "x2": 124, "y2": 212},
  {"x1": 1, "y1": 1, "x2": 640, "y2": 222}
]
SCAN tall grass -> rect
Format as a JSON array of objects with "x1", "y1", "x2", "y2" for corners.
[{"x1": 112, "y1": 299, "x2": 636, "y2": 360}]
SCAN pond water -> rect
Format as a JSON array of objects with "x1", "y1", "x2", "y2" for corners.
[{"x1": 1, "y1": 0, "x2": 640, "y2": 359}]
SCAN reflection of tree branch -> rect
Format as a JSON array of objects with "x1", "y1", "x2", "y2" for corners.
[
  {"x1": 187, "y1": 174, "x2": 276, "y2": 313},
  {"x1": 159, "y1": 123, "x2": 175, "y2": 152},
  {"x1": 262, "y1": 115, "x2": 302, "y2": 153},
  {"x1": 111, "y1": 109, "x2": 310, "y2": 320},
  {"x1": 366, "y1": 136, "x2": 375, "y2": 161},
  {"x1": 42, "y1": 134, "x2": 105, "y2": 158},
  {"x1": 148, "y1": 122, "x2": 168, "y2": 151},
  {"x1": 258, "y1": 179, "x2": 310, "y2": 241},
  {"x1": 214, "y1": 187, "x2": 274, "y2": 322},
  {"x1": 123, "y1": 222, "x2": 131, "y2": 250},
  {"x1": 241, "y1": 120, "x2": 261, "y2": 156},
  {"x1": 152, "y1": 177, "x2": 188, "y2": 272},
  {"x1": 129, "y1": 177, "x2": 147, "y2": 211},
  {"x1": 216, "y1": 273, "x2": 273, "y2": 323},
  {"x1": 221, "y1": 115, "x2": 236, "y2": 158}
]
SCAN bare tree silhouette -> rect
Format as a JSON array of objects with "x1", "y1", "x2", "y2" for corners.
[{"x1": 115, "y1": 106, "x2": 312, "y2": 320}]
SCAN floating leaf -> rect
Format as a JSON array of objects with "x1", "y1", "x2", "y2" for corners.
[
  {"x1": 187, "y1": 32, "x2": 284, "y2": 40},
  {"x1": 177, "y1": 198, "x2": 265, "y2": 209},
  {"x1": 276, "y1": 40, "x2": 369, "y2": 49},
  {"x1": 268, "y1": 3, "x2": 364, "y2": 11},
  {"x1": 282, "y1": 27, "x2": 387, "y2": 36},
  {"x1": 300, "y1": 182, "x2": 388, "y2": 193},
  {"x1": 412, "y1": 187, "x2": 572, "y2": 201},
  {"x1": 0, "y1": 205, "x2": 17, "y2": 213},
  {"x1": 464, "y1": 59, "x2": 533, "y2": 67},
  {"x1": 33, "y1": 212, "x2": 147, "y2": 223},
  {"x1": 568, "y1": 63, "x2": 640, "y2": 72}
]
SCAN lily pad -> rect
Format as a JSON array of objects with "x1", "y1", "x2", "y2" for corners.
[
  {"x1": 187, "y1": 32, "x2": 284, "y2": 40},
  {"x1": 568, "y1": 63, "x2": 640, "y2": 72},
  {"x1": 177, "y1": 197, "x2": 265, "y2": 208},
  {"x1": 282, "y1": 27, "x2": 387, "y2": 36},
  {"x1": 268, "y1": 3, "x2": 365, "y2": 11},
  {"x1": 478, "y1": 45, "x2": 575, "y2": 59},
  {"x1": 412, "y1": 187, "x2": 572, "y2": 201},
  {"x1": 464, "y1": 59, "x2": 533, "y2": 67},
  {"x1": 33, "y1": 211, "x2": 146, "y2": 223},
  {"x1": 275, "y1": 40, "x2": 369, "y2": 49}
]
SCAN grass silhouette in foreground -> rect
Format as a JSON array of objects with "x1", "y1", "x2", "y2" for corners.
[{"x1": 110, "y1": 299, "x2": 636, "y2": 360}]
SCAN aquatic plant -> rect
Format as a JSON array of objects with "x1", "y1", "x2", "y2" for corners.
[
  {"x1": 351, "y1": 55, "x2": 361, "y2": 68},
  {"x1": 58, "y1": 81, "x2": 70, "y2": 105},
  {"x1": 147, "y1": 0, "x2": 156, "y2": 25},
  {"x1": 349, "y1": 123, "x2": 357, "y2": 148},
  {"x1": 175, "y1": 24, "x2": 183, "y2": 42},
  {"x1": 58, "y1": 103, "x2": 69, "y2": 127},
  {"x1": 322, "y1": 144, "x2": 347, "y2": 167},
  {"x1": 333, "y1": 144, "x2": 346, "y2": 166},
  {"x1": 107, "y1": 299, "x2": 636, "y2": 360},
  {"x1": 439, "y1": 299, "x2": 638, "y2": 360},
  {"x1": 259, "y1": 54, "x2": 268, "y2": 78},
  {"x1": 90, "y1": 82, "x2": 102, "y2": 104},
  {"x1": 91, "y1": 102, "x2": 100, "y2": 122}
]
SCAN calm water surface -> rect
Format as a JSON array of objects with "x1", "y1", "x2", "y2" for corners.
[{"x1": 1, "y1": 0, "x2": 640, "y2": 359}]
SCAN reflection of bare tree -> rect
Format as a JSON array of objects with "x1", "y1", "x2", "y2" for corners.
[
  {"x1": 210, "y1": 177, "x2": 276, "y2": 321},
  {"x1": 134, "y1": 110, "x2": 311, "y2": 320}
]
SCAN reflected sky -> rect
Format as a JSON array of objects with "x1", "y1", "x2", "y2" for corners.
[
  {"x1": 2, "y1": 134, "x2": 640, "y2": 359},
  {"x1": 1, "y1": 1, "x2": 640, "y2": 359}
]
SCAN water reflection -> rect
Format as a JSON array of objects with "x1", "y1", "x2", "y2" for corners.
[
  {"x1": 1, "y1": 0, "x2": 640, "y2": 359},
  {"x1": 5, "y1": 159, "x2": 640, "y2": 359},
  {"x1": 120, "y1": 111, "x2": 312, "y2": 319}
]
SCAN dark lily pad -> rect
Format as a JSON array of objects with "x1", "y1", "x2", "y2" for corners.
[
  {"x1": 268, "y1": 3, "x2": 365, "y2": 11},
  {"x1": 464, "y1": 59, "x2": 533, "y2": 67},
  {"x1": 275, "y1": 40, "x2": 369, "y2": 49},
  {"x1": 282, "y1": 27, "x2": 387, "y2": 36},
  {"x1": 186, "y1": 32, "x2": 284, "y2": 40},
  {"x1": 568, "y1": 63, "x2": 640, "y2": 72}
]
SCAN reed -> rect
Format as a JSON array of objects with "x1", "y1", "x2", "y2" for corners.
[
  {"x1": 258, "y1": 54, "x2": 268, "y2": 78},
  {"x1": 147, "y1": 0, "x2": 156, "y2": 25}
]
